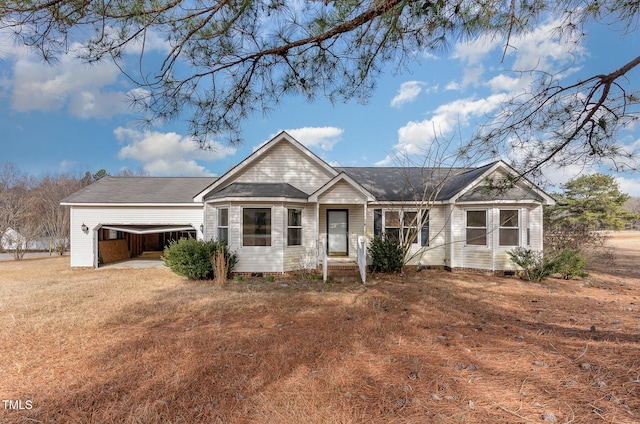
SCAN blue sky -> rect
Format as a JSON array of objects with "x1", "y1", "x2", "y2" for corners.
[{"x1": 1, "y1": 13, "x2": 639, "y2": 196}]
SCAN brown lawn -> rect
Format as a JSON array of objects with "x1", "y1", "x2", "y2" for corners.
[{"x1": 1, "y1": 233, "x2": 639, "y2": 423}]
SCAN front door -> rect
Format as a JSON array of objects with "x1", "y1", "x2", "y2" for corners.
[{"x1": 327, "y1": 209, "x2": 348, "y2": 256}]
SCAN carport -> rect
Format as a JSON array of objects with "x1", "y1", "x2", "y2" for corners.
[
  {"x1": 61, "y1": 176, "x2": 215, "y2": 268},
  {"x1": 97, "y1": 224, "x2": 196, "y2": 267}
]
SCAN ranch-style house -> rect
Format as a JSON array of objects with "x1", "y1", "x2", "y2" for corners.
[{"x1": 61, "y1": 131, "x2": 555, "y2": 274}]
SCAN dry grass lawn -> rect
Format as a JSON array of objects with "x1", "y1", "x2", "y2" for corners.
[{"x1": 1, "y1": 233, "x2": 639, "y2": 423}]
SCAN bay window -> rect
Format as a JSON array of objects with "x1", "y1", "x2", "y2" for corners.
[
  {"x1": 243, "y1": 208, "x2": 271, "y2": 246},
  {"x1": 217, "y1": 208, "x2": 228, "y2": 243},
  {"x1": 287, "y1": 208, "x2": 302, "y2": 246}
]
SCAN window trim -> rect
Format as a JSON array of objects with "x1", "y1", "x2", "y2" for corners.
[
  {"x1": 241, "y1": 206, "x2": 273, "y2": 247},
  {"x1": 217, "y1": 207, "x2": 229, "y2": 244},
  {"x1": 287, "y1": 208, "x2": 303, "y2": 247},
  {"x1": 465, "y1": 209, "x2": 488, "y2": 246},
  {"x1": 498, "y1": 209, "x2": 520, "y2": 247},
  {"x1": 380, "y1": 209, "x2": 428, "y2": 246},
  {"x1": 383, "y1": 210, "x2": 401, "y2": 242}
]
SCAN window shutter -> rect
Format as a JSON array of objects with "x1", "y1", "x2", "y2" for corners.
[{"x1": 374, "y1": 209, "x2": 382, "y2": 237}]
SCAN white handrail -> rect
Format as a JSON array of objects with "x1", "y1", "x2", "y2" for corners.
[
  {"x1": 357, "y1": 236, "x2": 366, "y2": 283},
  {"x1": 321, "y1": 240, "x2": 328, "y2": 282}
]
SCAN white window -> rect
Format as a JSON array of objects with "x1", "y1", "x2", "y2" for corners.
[
  {"x1": 466, "y1": 210, "x2": 487, "y2": 246},
  {"x1": 499, "y1": 209, "x2": 519, "y2": 246},
  {"x1": 242, "y1": 208, "x2": 271, "y2": 246},
  {"x1": 384, "y1": 210, "x2": 401, "y2": 241},
  {"x1": 403, "y1": 211, "x2": 419, "y2": 245},
  {"x1": 217, "y1": 208, "x2": 228, "y2": 244},
  {"x1": 287, "y1": 209, "x2": 302, "y2": 246},
  {"x1": 380, "y1": 209, "x2": 428, "y2": 246}
]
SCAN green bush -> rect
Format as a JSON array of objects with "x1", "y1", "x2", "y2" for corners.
[
  {"x1": 507, "y1": 247, "x2": 555, "y2": 282},
  {"x1": 162, "y1": 238, "x2": 237, "y2": 280},
  {"x1": 368, "y1": 234, "x2": 404, "y2": 273},
  {"x1": 552, "y1": 249, "x2": 589, "y2": 280}
]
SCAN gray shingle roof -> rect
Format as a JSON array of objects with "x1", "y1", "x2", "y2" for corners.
[
  {"x1": 336, "y1": 162, "x2": 497, "y2": 201},
  {"x1": 61, "y1": 163, "x2": 501, "y2": 204},
  {"x1": 61, "y1": 176, "x2": 217, "y2": 204},
  {"x1": 205, "y1": 182, "x2": 308, "y2": 200}
]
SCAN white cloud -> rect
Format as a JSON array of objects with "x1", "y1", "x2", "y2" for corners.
[
  {"x1": 507, "y1": 19, "x2": 585, "y2": 73},
  {"x1": 379, "y1": 94, "x2": 508, "y2": 165},
  {"x1": 0, "y1": 26, "x2": 164, "y2": 119},
  {"x1": 452, "y1": 34, "x2": 502, "y2": 66},
  {"x1": 390, "y1": 81, "x2": 426, "y2": 107},
  {"x1": 444, "y1": 81, "x2": 463, "y2": 91},
  {"x1": 462, "y1": 66, "x2": 485, "y2": 87},
  {"x1": 115, "y1": 127, "x2": 236, "y2": 176},
  {"x1": 486, "y1": 74, "x2": 526, "y2": 93},
  {"x1": 265, "y1": 126, "x2": 343, "y2": 151},
  {"x1": 616, "y1": 176, "x2": 640, "y2": 198},
  {"x1": 7, "y1": 44, "x2": 131, "y2": 118},
  {"x1": 59, "y1": 159, "x2": 77, "y2": 170},
  {"x1": 121, "y1": 28, "x2": 171, "y2": 55},
  {"x1": 383, "y1": 14, "x2": 589, "y2": 167}
]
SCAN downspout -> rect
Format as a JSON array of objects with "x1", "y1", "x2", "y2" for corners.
[
  {"x1": 491, "y1": 208, "x2": 495, "y2": 273},
  {"x1": 363, "y1": 202, "x2": 367, "y2": 239},
  {"x1": 540, "y1": 204, "x2": 544, "y2": 251},
  {"x1": 282, "y1": 202, "x2": 286, "y2": 272},
  {"x1": 315, "y1": 202, "x2": 320, "y2": 269},
  {"x1": 363, "y1": 202, "x2": 368, "y2": 266},
  {"x1": 201, "y1": 202, "x2": 207, "y2": 241},
  {"x1": 449, "y1": 203, "x2": 455, "y2": 270},
  {"x1": 93, "y1": 226, "x2": 99, "y2": 269}
]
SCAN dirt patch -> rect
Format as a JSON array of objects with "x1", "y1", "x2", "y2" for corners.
[{"x1": 1, "y1": 233, "x2": 639, "y2": 423}]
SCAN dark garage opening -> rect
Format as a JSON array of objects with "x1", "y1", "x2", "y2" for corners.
[{"x1": 97, "y1": 225, "x2": 196, "y2": 266}]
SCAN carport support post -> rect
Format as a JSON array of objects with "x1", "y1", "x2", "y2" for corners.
[{"x1": 93, "y1": 226, "x2": 99, "y2": 269}]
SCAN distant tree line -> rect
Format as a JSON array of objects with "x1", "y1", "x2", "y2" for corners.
[{"x1": 0, "y1": 163, "x2": 145, "y2": 260}]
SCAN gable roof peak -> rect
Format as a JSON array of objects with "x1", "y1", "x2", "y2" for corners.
[{"x1": 193, "y1": 131, "x2": 338, "y2": 201}]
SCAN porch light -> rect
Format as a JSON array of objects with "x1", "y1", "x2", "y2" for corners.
[
  {"x1": 200, "y1": 224, "x2": 204, "y2": 233},
  {"x1": 81, "y1": 223, "x2": 89, "y2": 234}
]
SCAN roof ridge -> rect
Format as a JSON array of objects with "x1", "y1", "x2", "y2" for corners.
[
  {"x1": 103, "y1": 176, "x2": 217, "y2": 179},
  {"x1": 335, "y1": 165, "x2": 477, "y2": 170}
]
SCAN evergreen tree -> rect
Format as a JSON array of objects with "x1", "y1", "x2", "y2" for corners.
[{"x1": 557, "y1": 173, "x2": 635, "y2": 231}]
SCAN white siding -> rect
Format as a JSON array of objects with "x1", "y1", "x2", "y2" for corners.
[
  {"x1": 207, "y1": 202, "x2": 315, "y2": 273},
  {"x1": 318, "y1": 181, "x2": 367, "y2": 204},
  {"x1": 69, "y1": 205, "x2": 203, "y2": 267},
  {"x1": 319, "y1": 205, "x2": 365, "y2": 260},
  {"x1": 459, "y1": 206, "x2": 494, "y2": 270},
  {"x1": 205, "y1": 203, "x2": 216, "y2": 240},
  {"x1": 364, "y1": 205, "x2": 449, "y2": 267},
  {"x1": 283, "y1": 206, "x2": 316, "y2": 272},
  {"x1": 233, "y1": 142, "x2": 334, "y2": 194},
  {"x1": 223, "y1": 203, "x2": 284, "y2": 273},
  {"x1": 405, "y1": 205, "x2": 448, "y2": 267},
  {"x1": 528, "y1": 204, "x2": 544, "y2": 251},
  {"x1": 453, "y1": 204, "x2": 543, "y2": 271}
]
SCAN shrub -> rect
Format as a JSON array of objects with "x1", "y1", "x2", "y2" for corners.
[
  {"x1": 507, "y1": 247, "x2": 555, "y2": 282},
  {"x1": 163, "y1": 238, "x2": 237, "y2": 280},
  {"x1": 212, "y1": 248, "x2": 227, "y2": 287},
  {"x1": 552, "y1": 249, "x2": 589, "y2": 280},
  {"x1": 368, "y1": 235, "x2": 404, "y2": 273}
]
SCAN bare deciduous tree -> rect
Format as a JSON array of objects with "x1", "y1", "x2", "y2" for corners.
[
  {"x1": 0, "y1": 164, "x2": 42, "y2": 259},
  {"x1": 37, "y1": 174, "x2": 85, "y2": 255}
]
